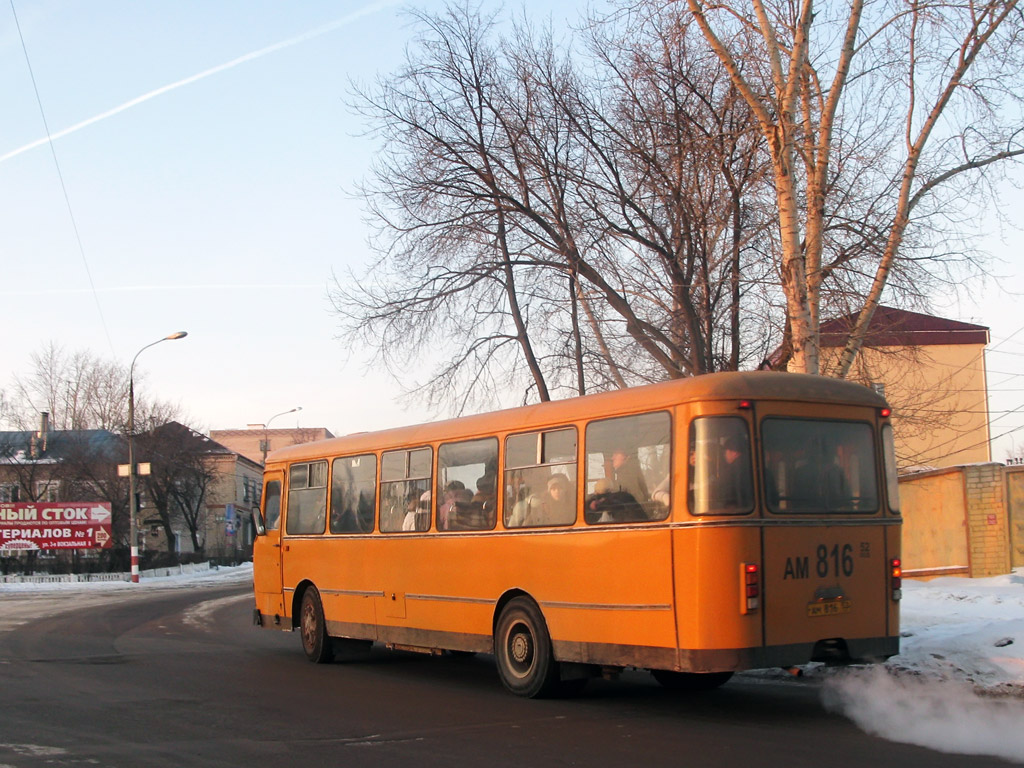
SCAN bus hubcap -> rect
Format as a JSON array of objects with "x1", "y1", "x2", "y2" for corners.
[{"x1": 510, "y1": 628, "x2": 532, "y2": 667}]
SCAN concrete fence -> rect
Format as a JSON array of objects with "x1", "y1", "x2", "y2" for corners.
[
  {"x1": 899, "y1": 462, "x2": 1020, "y2": 578},
  {"x1": 0, "y1": 561, "x2": 219, "y2": 585}
]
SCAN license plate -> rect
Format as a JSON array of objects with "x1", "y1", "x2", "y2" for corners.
[{"x1": 807, "y1": 599, "x2": 852, "y2": 617}]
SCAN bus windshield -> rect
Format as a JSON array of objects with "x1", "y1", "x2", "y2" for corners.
[{"x1": 762, "y1": 418, "x2": 879, "y2": 514}]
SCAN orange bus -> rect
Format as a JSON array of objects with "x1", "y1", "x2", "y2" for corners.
[{"x1": 252, "y1": 371, "x2": 902, "y2": 697}]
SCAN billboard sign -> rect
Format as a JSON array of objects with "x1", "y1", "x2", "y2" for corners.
[{"x1": 0, "y1": 502, "x2": 114, "y2": 551}]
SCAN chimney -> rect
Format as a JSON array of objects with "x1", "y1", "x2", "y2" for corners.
[{"x1": 38, "y1": 412, "x2": 50, "y2": 453}]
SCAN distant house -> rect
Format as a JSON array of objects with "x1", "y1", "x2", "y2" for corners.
[
  {"x1": 816, "y1": 306, "x2": 991, "y2": 470},
  {"x1": 0, "y1": 416, "x2": 262, "y2": 573},
  {"x1": 210, "y1": 426, "x2": 334, "y2": 466},
  {"x1": 0, "y1": 418, "x2": 126, "y2": 572},
  {"x1": 134, "y1": 422, "x2": 263, "y2": 563}
]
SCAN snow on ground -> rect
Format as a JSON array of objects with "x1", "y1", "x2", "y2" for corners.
[
  {"x1": 818, "y1": 570, "x2": 1024, "y2": 764},
  {"x1": 1, "y1": 565, "x2": 1022, "y2": 761}
]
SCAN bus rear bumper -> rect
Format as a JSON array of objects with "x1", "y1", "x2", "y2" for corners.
[{"x1": 553, "y1": 636, "x2": 900, "y2": 673}]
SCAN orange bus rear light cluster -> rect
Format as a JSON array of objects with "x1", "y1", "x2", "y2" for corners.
[
  {"x1": 891, "y1": 558, "x2": 902, "y2": 600},
  {"x1": 741, "y1": 562, "x2": 760, "y2": 613}
]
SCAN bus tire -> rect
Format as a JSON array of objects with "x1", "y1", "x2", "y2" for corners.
[
  {"x1": 494, "y1": 598, "x2": 560, "y2": 698},
  {"x1": 651, "y1": 669, "x2": 733, "y2": 691},
  {"x1": 299, "y1": 588, "x2": 334, "y2": 664}
]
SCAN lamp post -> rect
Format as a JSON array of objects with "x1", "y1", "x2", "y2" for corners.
[
  {"x1": 128, "y1": 331, "x2": 188, "y2": 584},
  {"x1": 262, "y1": 407, "x2": 302, "y2": 465}
]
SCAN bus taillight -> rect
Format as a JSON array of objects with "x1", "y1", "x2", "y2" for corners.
[
  {"x1": 890, "y1": 558, "x2": 902, "y2": 600},
  {"x1": 741, "y1": 563, "x2": 760, "y2": 613}
]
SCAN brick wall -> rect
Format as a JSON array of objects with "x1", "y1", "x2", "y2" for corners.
[
  {"x1": 899, "y1": 462, "x2": 1012, "y2": 578},
  {"x1": 962, "y1": 464, "x2": 1011, "y2": 577}
]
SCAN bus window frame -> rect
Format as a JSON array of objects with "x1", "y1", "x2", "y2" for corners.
[
  {"x1": 688, "y1": 415, "x2": 755, "y2": 517},
  {"x1": 503, "y1": 426, "x2": 579, "y2": 529},
  {"x1": 285, "y1": 459, "x2": 329, "y2": 535},
  {"x1": 583, "y1": 410, "x2": 672, "y2": 525},
  {"x1": 881, "y1": 423, "x2": 901, "y2": 514},
  {"x1": 436, "y1": 436, "x2": 499, "y2": 532},
  {"x1": 329, "y1": 452, "x2": 378, "y2": 534},
  {"x1": 379, "y1": 446, "x2": 433, "y2": 533},
  {"x1": 761, "y1": 416, "x2": 881, "y2": 515}
]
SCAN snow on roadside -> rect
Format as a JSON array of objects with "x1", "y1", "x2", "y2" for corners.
[{"x1": 0, "y1": 563, "x2": 254, "y2": 633}]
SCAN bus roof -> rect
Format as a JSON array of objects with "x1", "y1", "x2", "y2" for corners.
[{"x1": 267, "y1": 371, "x2": 887, "y2": 465}]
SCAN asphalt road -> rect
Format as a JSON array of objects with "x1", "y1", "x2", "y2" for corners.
[{"x1": 0, "y1": 583, "x2": 1013, "y2": 768}]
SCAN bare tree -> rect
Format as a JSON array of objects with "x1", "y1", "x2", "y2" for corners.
[
  {"x1": 336, "y1": 2, "x2": 775, "y2": 412},
  {"x1": 4, "y1": 342, "x2": 181, "y2": 431},
  {"x1": 686, "y1": 0, "x2": 1024, "y2": 374},
  {"x1": 137, "y1": 422, "x2": 220, "y2": 555}
]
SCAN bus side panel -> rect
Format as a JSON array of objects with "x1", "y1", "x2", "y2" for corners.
[
  {"x1": 283, "y1": 537, "x2": 379, "y2": 632},
  {"x1": 528, "y1": 529, "x2": 677, "y2": 661},
  {"x1": 672, "y1": 525, "x2": 763, "y2": 671},
  {"x1": 763, "y1": 524, "x2": 889, "y2": 654},
  {"x1": 316, "y1": 529, "x2": 680, "y2": 663}
]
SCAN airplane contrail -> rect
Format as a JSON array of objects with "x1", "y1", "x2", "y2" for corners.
[{"x1": 1, "y1": 0, "x2": 398, "y2": 165}]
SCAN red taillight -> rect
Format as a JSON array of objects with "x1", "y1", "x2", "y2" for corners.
[
  {"x1": 880, "y1": 407, "x2": 892, "y2": 418},
  {"x1": 738, "y1": 400, "x2": 753, "y2": 410},
  {"x1": 741, "y1": 562, "x2": 760, "y2": 613},
  {"x1": 891, "y1": 558, "x2": 902, "y2": 600}
]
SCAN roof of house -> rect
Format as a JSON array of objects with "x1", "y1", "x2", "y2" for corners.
[
  {"x1": 819, "y1": 306, "x2": 989, "y2": 348},
  {"x1": 0, "y1": 429, "x2": 124, "y2": 464},
  {"x1": 153, "y1": 422, "x2": 263, "y2": 470}
]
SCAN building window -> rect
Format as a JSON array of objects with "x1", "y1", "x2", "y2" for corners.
[
  {"x1": 35, "y1": 480, "x2": 59, "y2": 502},
  {"x1": 0, "y1": 484, "x2": 20, "y2": 503}
]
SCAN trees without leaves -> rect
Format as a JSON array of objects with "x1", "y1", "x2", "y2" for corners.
[
  {"x1": 335, "y1": 2, "x2": 774, "y2": 413},
  {"x1": 687, "y1": 0, "x2": 1024, "y2": 374}
]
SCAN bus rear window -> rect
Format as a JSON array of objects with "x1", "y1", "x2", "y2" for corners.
[{"x1": 762, "y1": 419, "x2": 879, "y2": 514}]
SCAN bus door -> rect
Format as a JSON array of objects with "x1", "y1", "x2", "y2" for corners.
[
  {"x1": 759, "y1": 416, "x2": 889, "y2": 657},
  {"x1": 253, "y1": 472, "x2": 285, "y2": 619}
]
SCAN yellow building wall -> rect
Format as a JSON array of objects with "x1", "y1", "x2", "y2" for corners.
[
  {"x1": 822, "y1": 343, "x2": 990, "y2": 470},
  {"x1": 898, "y1": 468, "x2": 969, "y2": 577}
]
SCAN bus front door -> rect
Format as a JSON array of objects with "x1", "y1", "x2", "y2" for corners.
[{"x1": 253, "y1": 473, "x2": 285, "y2": 621}]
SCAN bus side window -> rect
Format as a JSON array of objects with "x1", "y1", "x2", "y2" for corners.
[
  {"x1": 584, "y1": 412, "x2": 671, "y2": 524},
  {"x1": 264, "y1": 480, "x2": 281, "y2": 530},
  {"x1": 330, "y1": 454, "x2": 377, "y2": 534},
  {"x1": 689, "y1": 417, "x2": 753, "y2": 516},
  {"x1": 287, "y1": 461, "x2": 328, "y2": 534},
  {"x1": 380, "y1": 447, "x2": 433, "y2": 533},
  {"x1": 437, "y1": 438, "x2": 498, "y2": 531},
  {"x1": 504, "y1": 428, "x2": 577, "y2": 529}
]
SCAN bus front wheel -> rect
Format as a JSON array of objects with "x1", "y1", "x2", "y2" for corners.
[
  {"x1": 299, "y1": 588, "x2": 334, "y2": 664},
  {"x1": 495, "y1": 598, "x2": 560, "y2": 698}
]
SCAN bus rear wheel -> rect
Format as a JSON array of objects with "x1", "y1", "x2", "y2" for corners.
[
  {"x1": 651, "y1": 669, "x2": 733, "y2": 691},
  {"x1": 495, "y1": 598, "x2": 560, "y2": 698},
  {"x1": 299, "y1": 588, "x2": 334, "y2": 664}
]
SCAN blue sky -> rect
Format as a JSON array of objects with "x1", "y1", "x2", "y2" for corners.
[{"x1": 2, "y1": 0, "x2": 1022, "y2": 458}]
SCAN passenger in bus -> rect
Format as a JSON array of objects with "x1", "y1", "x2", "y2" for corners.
[
  {"x1": 584, "y1": 478, "x2": 647, "y2": 523},
  {"x1": 609, "y1": 450, "x2": 649, "y2": 505},
  {"x1": 471, "y1": 474, "x2": 497, "y2": 513},
  {"x1": 438, "y1": 481, "x2": 466, "y2": 529},
  {"x1": 542, "y1": 473, "x2": 575, "y2": 523},
  {"x1": 464, "y1": 474, "x2": 497, "y2": 528},
  {"x1": 710, "y1": 435, "x2": 753, "y2": 510}
]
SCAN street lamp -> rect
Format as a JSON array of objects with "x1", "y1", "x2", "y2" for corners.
[
  {"x1": 128, "y1": 331, "x2": 188, "y2": 584},
  {"x1": 262, "y1": 407, "x2": 302, "y2": 464}
]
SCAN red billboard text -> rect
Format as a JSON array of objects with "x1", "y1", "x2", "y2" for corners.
[{"x1": 0, "y1": 502, "x2": 113, "y2": 550}]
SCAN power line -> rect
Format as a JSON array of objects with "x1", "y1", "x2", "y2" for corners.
[{"x1": 9, "y1": 0, "x2": 116, "y2": 356}]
